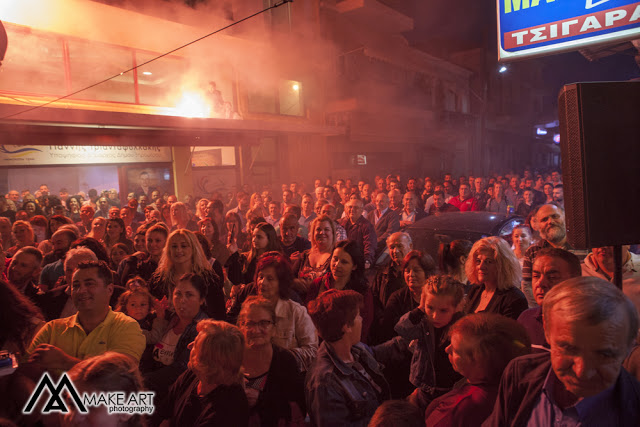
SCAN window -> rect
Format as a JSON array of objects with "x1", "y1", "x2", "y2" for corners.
[
  {"x1": 136, "y1": 52, "x2": 186, "y2": 106},
  {"x1": 0, "y1": 25, "x2": 66, "y2": 96},
  {"x1": 247, "y1": 79, "x2": 303, "y2": 116},
  {"x1": 191, "y1": 146, "x2": 236, "y2": 167},
  {"x1": 278, "y1": 80, "x2": 302, "y2": 116},
  {"x1": 263, "y1": 0, "x2": 291, "y2": 32},
  {"x1": 67, "y1": 39, "x2": 135, "y2": 103},
  {"x1": 248, "y1": 86, "x2": 277, "y2": 114}
]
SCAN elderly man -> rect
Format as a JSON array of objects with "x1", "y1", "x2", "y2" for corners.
[
  {"x1": 517, "y1": 248, "x2": 582, "y2": 350},
  {"x1": 280, "y1": 213, "x2": 311, "y2": 260},
  {"x1": 521, "y1": 203, "x2": 575, "y2": 305},
  {"x1": 485, "y1": 277, "x2": 640, "y2": 426},
  {"x1": 399, "y1": 192, "x2": 427, "y2": 229},
  {"x1": 367, "y1": 193, "x2": 400, "y2": 259},
  {"x1": 27, "y1": 260, "x2": 145, "y2": 373},
  {"x1": 388, "y1": 189, "x2": 403, "y2": 215},
  {"x1": 372, "y1": 232, "x2": 412, "y2": 313},
  {"x1": 582, "y1": 245, "x2": 640, "y2": 313},
  {"x1": 339, "y1": 199, "x2": 377, "y2": 268}
]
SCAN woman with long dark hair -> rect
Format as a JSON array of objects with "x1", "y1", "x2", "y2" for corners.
[
  {"x1": 306, "y1": 240, "x2": 373, "y2": 342},
  {"x1": 67, "y1": 196, "x2": 83, "y2": 223},
  {"x1": 103, "y1": 218, "x2": 134, "y2": 254},
  {"x1": 226, "y1": 222, "x2": 282, "y2": 287},
  {"x1": 198, "y1": 217, "x2": 231, "y2": 267},
  {"x1": 142, "y1": 273, "x2": 211, "y2": 401}
]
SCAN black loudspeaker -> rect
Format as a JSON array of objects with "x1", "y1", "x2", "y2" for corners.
[{"x1": 558, "y1": 81, "x2": 640, "y2": 249}]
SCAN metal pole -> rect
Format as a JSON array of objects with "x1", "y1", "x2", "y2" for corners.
[{"x1": 613, "y1": 245, "x2": 623, "y2": 290}]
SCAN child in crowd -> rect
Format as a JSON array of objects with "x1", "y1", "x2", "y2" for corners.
[
  {"x1": 117, "y1": 287, "x2": 166, "y2": 346},
  {"x1": 394, "y1": 275, "x2": 465, "y2": 412},
  {"x1": 125, "y1": 276, "x2": 147, "y2": 291}
]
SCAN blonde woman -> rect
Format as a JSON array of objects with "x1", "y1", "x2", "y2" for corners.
[
  {"x1": 463, "y1": 237, "x2": 528, "y2": 320},
  {"x1": 147, "y1": 229, "x2": 225, "y2": 320}
]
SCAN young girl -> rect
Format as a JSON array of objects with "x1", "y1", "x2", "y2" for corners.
[
  {"x1": 116, "y1": 287, "x2": 165, "y2": 346},
  {"x1": 394, "y1": 275, "x2": 465, "y2": 412}
]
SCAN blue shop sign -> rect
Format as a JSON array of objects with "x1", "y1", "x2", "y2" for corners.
[{"x1": 497, "y1": 0, "x2": 640, "y2": 60}]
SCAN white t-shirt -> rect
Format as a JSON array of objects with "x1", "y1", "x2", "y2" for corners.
[{"x1": 152, "y1": 329, "x2": 181, "y2": 366}]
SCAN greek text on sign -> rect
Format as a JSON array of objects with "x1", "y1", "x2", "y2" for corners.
[
  {"x1": 497, "y1": 0, "x2": 640, "y2": 60},
  {"x1": 0, "y1": 145, "x2": 173, "y2": 166}
]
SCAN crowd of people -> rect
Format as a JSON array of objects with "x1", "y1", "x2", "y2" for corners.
[{"x1": 0, "y1": 168, "x2": 639, "y2": 427}]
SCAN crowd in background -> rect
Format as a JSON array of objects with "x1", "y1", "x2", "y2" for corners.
[{"x1": 0, "y1": 166, "x2": 639, "y2": 427}]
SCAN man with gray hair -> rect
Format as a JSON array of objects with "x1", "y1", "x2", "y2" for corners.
[
  {"x1": 372, "y1": 232, "x2": 413, "y2": 312},
  {"x1": 485, "y1": 277, "x2": 640, "y2": 426}
]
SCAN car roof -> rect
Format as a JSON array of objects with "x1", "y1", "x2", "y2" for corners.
[{"x1": 407, "y1": 211, "x2": 522, "y2": 235}]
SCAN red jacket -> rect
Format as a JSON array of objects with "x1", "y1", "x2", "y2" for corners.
[{"x1": 450, "y1": 196, "x2": 479, "y2": 212}]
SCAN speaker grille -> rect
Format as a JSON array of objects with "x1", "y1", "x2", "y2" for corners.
[
  {"x1": 559, "y1": 85, "x2": 587, "y2": 248},
  {"x1": 558, "y1": 82, "x2": 640, "y2": 248}
]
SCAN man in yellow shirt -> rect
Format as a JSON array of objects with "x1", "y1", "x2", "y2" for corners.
[{"x1": 27, "y1": 260, "x2": 145, "y2": 372}]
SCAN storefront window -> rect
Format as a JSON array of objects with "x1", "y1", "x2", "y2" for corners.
[
  {"x1": 0, "y1": 25, "x2": 66, "y2": 96},
  {"x1": 136, "y1": 52, "x2": 186, "y2": 106},
  {"x1": 67, "y1": 39, "x2": 135, "y2": 103},
  {"x1": 191, "y1": 146, "x2": 236, "y2": 167}
]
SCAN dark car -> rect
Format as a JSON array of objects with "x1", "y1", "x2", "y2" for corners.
[{"x1": 405, "y1": 211, "x2": 525, "y2": 260}]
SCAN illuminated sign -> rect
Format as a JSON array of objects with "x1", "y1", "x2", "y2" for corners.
[{"x1": 497, "y1": 0, "x2": 640, "y2": 61}]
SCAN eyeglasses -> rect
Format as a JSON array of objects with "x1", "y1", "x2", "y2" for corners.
[{"x1": 243, "y1": 320, "x2": 273, "y2": 330}]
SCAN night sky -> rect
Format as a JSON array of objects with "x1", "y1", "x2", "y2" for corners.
[{"x1": 393, "y1": 0, "x2": 640, "y2": 96}]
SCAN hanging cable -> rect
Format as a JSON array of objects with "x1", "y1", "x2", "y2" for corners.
[{"x1": 0, "y1": 0, "x2": 293, "y2": 121}]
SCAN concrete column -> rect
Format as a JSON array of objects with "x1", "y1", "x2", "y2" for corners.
[{"x1": 171, "y1": 146, "x2": 194, "y2": 200}]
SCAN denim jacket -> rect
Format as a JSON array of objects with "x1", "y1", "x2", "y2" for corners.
[
  {"x1": 306, "y1": 341, "x2": 390, "y2": 427},
  {"x1": 395, "y1": 308, "x2": 462, "y2": 391}
]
